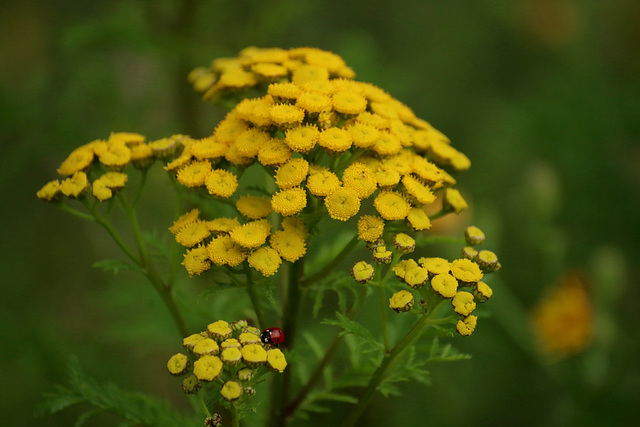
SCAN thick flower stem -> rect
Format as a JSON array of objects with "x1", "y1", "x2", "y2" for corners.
[{"x1": 341, "y1": 300, "x2": 448, "y2": 427}]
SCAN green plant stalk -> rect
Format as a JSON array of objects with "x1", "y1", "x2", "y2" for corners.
[
  {"x1": 230, "y1": 402, "x2": 240, "y2": 427},
  {"x1": 245, "y1": 265, "x2": 267, "y2": 329},
  {"x1": 195, "y1": 392, "x2": 211, "y2": 418},
  {"x1": 341, "y1": 300, "x2": 448, "y2": 427}
]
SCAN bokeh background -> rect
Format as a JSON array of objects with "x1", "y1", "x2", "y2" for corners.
[{"x1": 2, "y1": 0, "x2": 639, "y2": 425}]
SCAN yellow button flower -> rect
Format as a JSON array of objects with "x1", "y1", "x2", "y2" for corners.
[
  {"x1": 373, "y1": 191, "x2": 410, "y2": 221},
  {"x1": 292, "y1": 64, "x2": 330, "y2": 84},
  {"x1": 402, "y1": 175, "x2": 436, "y2": 205},
  {"x1": 268, "y1": 82, "x2": 301, "y2": 102},
  {"x1": 207, "y1": 217, "x2": 241, "y2": 234},
  {"x1": 271, "y1": 187, "x2": 307, "y2": 216},
  {"x1": 258, "y1": 138, "x2": 293, "y2": 166},
  {"x1": 241, "y1": 343, "x2": 268, "y2": 365},
  {"x1": 177, "y1": 161, "x2": 212, "y2": 188},
  {"x1": 193, "y1": 355, "x2": 223, "y2": 382},
  {"x1": 357, "y1": 215, "x2": 384, "y2": 242},
  {"x1": 372, "y1": 133, "x2": 402, "y2": 156},
  {"x1": 452, "y1": 291, "x2": 476, "y2": 316},
  {"x1": 389, "y1": 290, "x2": 414, "y2": 313},
  {"x1": 220, "y1": 347, "x2": 243, "y2": 365},
  {"x1": 444, "y1": 188, "x2": 468, "y2": 214},
  {"x1": 348, "y1": 122, "x2": 379, "y2": 148},
  {"x1": 182, "y1": 246, "x2": 211, "y2": 276},
  {"x1": 57, "y1": 146, "x2": 94, "y2": 176},
  {"x1": 372, "y1": 245, "x2": 392, "y2": 264},
  {"x1": 275, "y1": 158, "x2": 309, "y2": 189},
  {"x1": 318, "y1": 128, "x2": 353, "y2": 153},
  {"x1": 450, "y1": 259, "x2": 483, "y2": 283},
  {"x1": 267, "y1": 348, "x2": 288, "y2": 373},
  {"x1": 431, "y1": 273, "x2": 458, "y2": 298},
  {"x1": 36, "y1": 180, "x2": 62, "y2": 201},
  {"x1": 284, "y1": 124, "x2": 319, "y2": 153},
  {"x1": 356, "y1": 111, "x2": 389, "y2": 129},
  {"x1": 374, "y1": 166, "x2": 401, "y2": 188},
  {"x1": 230, "y1": 221, "x2": 270, "y2": 249},
  {"x1": 236, "y1": 196, "x2": 273, "y2": 220},
  {"x1": 351, "y1": 261, "x2": 375, "y2": 284},
  {"x1": 474, "y1": 281, "x2": 493, "y2": 302},
  {"x1": 342, "y1": 162, "x2": 377, "y2": 199},
  {"x1": 270, "y1": 230, "x2": 306, "y2": 262},
  {"x1": 234, "y1": 128, "x2": 270, "y2": 157},
  {"x1": 418, "y1": 257, "x2": 450, "y2": 276},
  {"x1": 205, "y1": 169, "x2": 238, "y2": 198},
  {"x1": 170, "y1": 209, "x2": 200, "y2": 234},
  {"x1": 220, "y1": 380, "x2": 243, "y2": 401},
  {"x1": 98, "y1": 142, "x2": 131, "y2": 170},
  {"x1": 175, "y1": 221, "x2": 211, "y2": 247},
  {"x1": 207, "y1": 320, "x2": 233, "y2": 340},
  {"x1": 237, "y1": 367, "x2": 254, "y2": 382},
  {"x1": 182, "y1": 333, "x2": 206, "y2": 351},
  {"x1": 393, "y1": 233, "x2": 415, "y2": 254},
  {"x1": 461, "y1": 246, "x2": 479, "y2": 260},
  {"x1": 270, "y1": 104, "x2": 305, "y2": 128},
  {"x1": 239, "y1": 332, "x2": 261, "y2": 345},
  {"x1": 296, "y1": 91, "x2": 332, "y2": 113},
  {"x1": 456, "y1": 315, "x2": 478, "y2": 336},
  {"x1": 306, "y1": 168, "x2": 341, "y2": 197},
  {"x1": 475, "y1": 250, "x2": 499, "y2": 271},
  {"x1": 60, "y1": 171, "x2": 89, "y2": 198},
  {"x1": 251, "y1": 62, "x2": 288, "y2": 79},
  {"x1": 404, "y1": 266, "x2": 429, "y2": 289},
  {"x1": 325, "y1": 187, "x2": 361, "y2": 221},
  {"x1": 464, "y1": 226, "x2": 486, "y2": 246},
  {"x1": 181, "y1": 374, "x2": 201, "y2": 395},
  {"x1": 407, "y1": 207, "x2": 431, "y2": 231},
  {"x1": 248, "y1": 247, "x2": 282, "y2": 277},
  {"x1": 332, "y1": 91, "x2": 367, "y2": 115},
  {"x1": 193, "y1": 338, "x2": 220, "y2": 357},
  {"x1": 392, "y1": 259, "x2": 419, "y2": 281},
  {"x1": 207, "y1": 236, "x2": 246, "y2": 267},
  {"x1": 220, "y1": 338, "x2": 241, "y2": 350},
  {"x1": 91, "y1": 180, "x2": 113, "y2": 202},
  {"x1": 167, "y1": 353, "x2": 189, "y2": 376},
  {"x1": 190, "y1": 137, "x2": 228, "y2": 160}
]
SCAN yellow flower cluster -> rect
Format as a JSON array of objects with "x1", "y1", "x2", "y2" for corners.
[
  {"x1": 387, "y1": 226, "x2": 500, "y2": 336},
  {"x1": 167, "y1": 319, "x2": 287, "y2": 398},
  {"x1": 169, "y1": 47, "x2": 475, "y2": 277},
  {"x1": 36, "y1": 132, "x2": 193, "y2": 202}
]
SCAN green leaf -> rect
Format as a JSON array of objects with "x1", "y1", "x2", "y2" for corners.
[
  {"x1": 92, "y1": 259, "x2": 140, "y2": 275},
  {"x1": 322, "y1": 312, "x2": 384, "y2": 354}
]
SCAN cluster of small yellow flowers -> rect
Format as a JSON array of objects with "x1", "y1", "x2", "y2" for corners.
[
  {"x1": 167, "y1": 319, "x2": 287, "y2": 401},
  {"x1": 170, "y1": 47, "x2": 475, "y2": 278},
  {"x1": 531, "y1": 271, "x2": 594, "y2": 359},
  {"x1": 36, "y1": 132, "x2": 195, "y2": 202},
  {"x1": 383, "y1": 226, "x2": 500, "y2": 336}
]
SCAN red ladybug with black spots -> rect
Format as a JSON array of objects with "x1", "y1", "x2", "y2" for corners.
[{"x1": 261, "y1": 327, "x2": 285, "y2": 347}]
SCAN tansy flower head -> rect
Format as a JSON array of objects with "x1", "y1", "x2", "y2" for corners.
[
  {"x1": 182, "y1": 246, "x2": 211, "y2": 276},
  {"x1": 296, "y1": 91, "x2": 332, "y2": 113},
  {"x1": 407, "y1": 207, "x2": 431, "y2": 231},
  {"x1": 402, "y1": 175, "x2": 436, "y2": 205},
  {"x1": 357, "y1": 215, "x2": 385, "y2": 242},
  {"x1": 268, "y1": 82, "x2": 301, "y2": 102},
  {"x1": 248, "y1": 247, "x2": 282, "y2": 277},
  {"x1": 175, "y1": 220, "x2": 211, "y2": 247},
  {"x1": 419, "y1": 257, "x2": 451, "y2": 276},
  {"x1": 275, "y1": 158, "x2": 309, "y2": 189},
  {"x1": 475, "y1": 250, "x2": 499, "y2": 272},
  {"x1": 267, "y1": 348, "x2": 287, "y2": 373},
  {"x1": 251, "y1": 62, "x2": 288, "y2": 80},
  {"x1": 464, "y1": 226, "x2": 486, "y2": 246},
  {"x1": 207, "y1": 217, "x2": 241, "y2": 234},
  {"x1": 474, "y1": 281, "x2": 493, "y2": 302},
  {"x1": 431, "y1": 273, "x2": 459, "y2": 298},
  {"x1": 292, "y1": 64, "x2": 330, "y2": 84},
  {"x1": 393, "y1": 233, "x2": 416, "y2": 254},
  {"x1": 461, "y1": 246, "x2": 479, "y2": 260},
  {"x1": 392, "y1": 259, "x2": 419, "y2": 281},
  {"x1": 181, "y1": 374, "x2": 200, "y2": 395},
  {"x1": 285, "y1": 124, "x2": 319, "y2": 153},
  {"x1": 57, "y1": 146, "x2": 95, "y2": 176},
  {"x1": 318, "y1": 127, "x2": 353, "y2": 153},
  {"x1": 270, "y1": 104, "x2": 305, "y2": 128},
  {"x1": 372, "y1": 245, "x2": 392, "y2": 264},
  {"x1": 221, "y1": 347, "x2": 243, "y2": 365},
  {"x1": 207, "y1": 236, "x2": 246, "y2": 267},
  {"x1": 167, "y1": 353, "x2": 190, "y2": 376},
  {"x1": 240, "y1": 343, "x2": 268, "y2": 365},
  {"x1": 238, "y1": 332, "x2": 261, "y2": 345},
  {"x1": 236, "y1": 195, "x2": 273, "y2": 219},
  {"x1": 450, "y1": 258, "x2": 483, "y2": 283},
  {"x1": 190, "y1": 137, "x2": 228, "y2": 160},
  {"x1": 270, "y1": 230, "x2": 306, "y2": 262},
  {"x1": 207, "y1": 320, "x2": 233, "y2": 340},
  {"x1": 443, "y1": 188, "x2": 468, "y2": 214},
  {"x1": 389, "y1": 290, "x2": 414, "y2": 313},
  {"x1": 374, "y1": 166, "x2": 401, "y2": 188},
  {"x1": 206, "y1": 169, "x2": 238, "y2": 198},
  {"x1": 91, "y1": 180, "x2": 113, "y2": 202},
  {"x1": 325, "y1": 187, "x2": 361, "y2": 221},
  {"x1": 374, "y1": 191, "x2": 411, "y2": 221},
  {"x1": 193, "y1": 338, "x2": 220, "y2": 357},
  {"x1": 452, "y1": 291, "x2": 477, "y2": 316},
  {"x1": 456, "y1": 315, "x2": 478, "y2": 336},
  {"x1": 342, "y1": 162, "x2": 377, "y2": 199},
  {"x1": 281, "y1": 217, "x2": 307, "y2": 239},
  {"x1": 177, "y1": 161, "x2": 212, "y2": 188},
  {"x1": 404, "y1": 266, "x2": 429, "y2": 289},
  {"x1": 220, "y1": 380, "x2": 243, "y2": 401},
  {"x1": 169, "y1": 209, "x2": 200, "y2": 234},
  {"x1": 306, "y1": 168, "x2": 341, "y2": 197},
  {"x1": 258, "y1": 139, "x2": 293, "y2": 166},
  {"x1": 193, "y1": 355, "x2": 223, "y2": 382},
  {"x1": 234, "y1": 128, "x2": 270, "y2": 158},
  {"x1": 332, "y1": 91, "x2": 368, "y2": 115},
  {"x1": 182, "y1": 333, "x2": 207, "y2": 351},
  {"x1": 60, "y1": 171, "x2": 89, "y2": 198},
  {"x1": 37, "y1": 180, "x2": 62, "y2": 201},
  {"x1": 351, "y1": 261, "x2": 375, "y2": 284},
  {"x1": 98, "y1": 142, "x2": 131, "y2": 170},
  {"x1": 230, "y1": 221, "x2": 271, "y2": 249},
  {"x1": 348, "y1": 122, "x2": 380, "y2": 148},
  {"x1": 271, "y1": 187, "x2": 307, "y2": 216},
  {"x1": 221, "y1": 338, "x2": 241, "y2": 350}
]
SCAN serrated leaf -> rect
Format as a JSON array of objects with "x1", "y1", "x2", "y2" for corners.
[
  {"x1": 322, "y1": 312, "x2": 384, "y2": 354},
  {"x1": 92, "y1": 259, "x2": 139, "y2": 275}
]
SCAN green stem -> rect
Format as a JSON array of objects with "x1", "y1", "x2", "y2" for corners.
[
  {"x1": 377, "y1": 285, "x2": 391, "y2": 352},
  {"x1": 341, "y1": 300, "x2": 448, "y2": 427},
  {"x1": 195, "y1": 392, "x2": 211, "y2": 418},
  {"x1": 230, "y1": 402, "x2": 240, "y2": 427},
  {"x1": 245, "y1": 265, "x2": 266, "y2": 329}
]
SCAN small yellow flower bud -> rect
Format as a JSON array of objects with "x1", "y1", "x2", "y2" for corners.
[
  {"x1": 267, "y1": 348, "x2": 288, "y2": 373},
  {"x1": 193, "y1": 355, "x2": 223, "y2": 382},
  {"x1": 456, "y1": 315, "x2": 478, "y2": 336},
  {"x1": 389, "y1": 290, "x2": 414, "y2": 313},
  {"x1": 237, "y1": 367, "x2": 254, "y2": 382},
  {"x1": 474, "y1": 281, "x2": 493, "y2": 302},
  {"x1": 452, "y1": 291, "x2": 477, "y2": 316},
  {"x1": 241, "y1": 344, "x2": 268, "y2": 366},
  {"x1": 373, "y1": 245, "x2": 393, "y2": 264},
  {"x1": 475, "y1": 250, "x2": 499, "y2": 272},
  {"x1": 461, "y1": 246, "x2": 478, "y2": 260},
  {"x1": 404, "y1": 267, "x2": 429, "y2": 289},
  {"x1": 182, "y1": 333, "x2": 206, "y2": 351},
  {"x1": 220, "y1": 381, "x2": 243, "y2": 401},
  {"x1": 167, "y1": 353, "x2": 190, "y2": 376},
  {"x1": 181, "y1": 374, "x2": 201, "y2": 394},
  {"x1": 393, "y1": 233, "x2": 416, "y2": 254},
  {"x1": 352, "y1": 261, "x2": 375, "y2": 284},
  {"x1": 207, "y1": 320, "x2": 233, "y2": 340},
  {"x1": 193, "y1": 338, "x2": 220, "y2": 357},
  {"x1": 464, "y1": 226, "x2": 485, "y2": 246},
  {"x1": 243, "y1": 326, "x2": 262, "y2": 336},
  {"x1": 431, "y1": 273, "x2": 459, "y2": 298},
  {"x1": 231, "y1": 319, "x2": 248, "y2": 332},
  {"x1": 221, "y1": 347, "x2": 243, "y2": 365}
]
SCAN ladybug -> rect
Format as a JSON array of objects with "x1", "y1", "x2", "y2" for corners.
[{"x1": 261, "y1": 327, "x2": 285, "y2": 347}]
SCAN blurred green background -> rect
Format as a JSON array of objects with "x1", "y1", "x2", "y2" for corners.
[{"x1": 2, "y1": 0, "x2": 639, "y2": 425}]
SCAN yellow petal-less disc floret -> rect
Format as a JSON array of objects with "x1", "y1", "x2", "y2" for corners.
[
  {"x1": 348, "y1": 122, "x2": 380, "y2": 148},
  {"x1": 182, "y1": 246, "x2": 211, "y2": 276},
  {"x1": 450, "y1": 258, "x2": 483, "y2": 283},
  {"x1": 91, "y1": 180, "x2": 113, "y2": 201},
  {"x1": 241, "y1": 343, "x2": 268, "y2": 365},
  {"x1": 318, "y1": 127, "x2": 353, "y2": 153},
  {"x1": 464, "y1": 225, "x2": 486, "y2": 246},
  {"x1": 177, "y1": 161, "x2": 212, "y2": 188},
  {"x1": 342, "y1": 162, "x2": 377, "y2": 199},
  {"x1": 270, "y1": 104, "x2": 305, "y2": 128},
  {"x1": 475, "y1": 250, "x2": 499, "y2": 271},
  {"x1": 193, "y1": 355, "x2": 223, "y2": 382},
  {"x1": 431, "y1": 273, "x2": 459, "y2": 298},
  {"x1": 392, "y1": 259, "x2": 419, "y2": 281},
  {"x1": 393, "y1": 233, "x2": 416, "y2": 253},
  {"x1": 236, "y1": 196, "x2": 273, "y2": 219},
  {"x1": 234, "y1": 128, "x2": 270, "y2": 157},
  {"x1": 230, "y1": 221, "x2": 270, "y2": 249},
  {"x1": 37, "y1": 180, "x2": 62, "y2": 201},
  {"x1": 404, "y1": 266, "x2": 429, "y2": 289},
  {"x1": 406, "y1": 207, "x2": 431, "y2": 231},
  {"x1": 444, "y1": 188, "x2": 468, "y2": 214},
  {"x1": 419, "y1": 257, "x2": 451, "y2": 276},
  {"x1": 332, "y1": 91, "x2": 368, "y2": 115},
  {"x1": 175, "y1": 221, "x2": 211, "y2": 247},
  {"x1": 239, "y1": 332, "x2": 261, "y2": 345},
  {"x1": 248, "y1": 247, "x2": 282, "y2": 277},
  {"x1": 275, "y1": 158, "x2": 309, "y2": 189},
  {"x1": 452, "y1": 291, "x2": 477, "y2": 316},
  {"x1": 357, "y1": 215, "x2": 385, "y2": 242},
  {"x1": 193, "y1": 338, "x2": 220, "y2": 357},
  {"x1": 207, "y1": 236, "x2": 246, "y2": 267},
  {"x1": 267, "y1": 348, "x2": 288, "y2": 373},
  {"x1": 296, "y1": 91, "x2": 332, "y2": 113},
  {"x1": 206, "y1": 169, "x2": 238, "y2": 198},
  {"x1": 268, "y1": 82, "x2": 300, "y2": 102},
  {"x1": 306, "y1": 168, "x2": 341, "y2": 197},
  {"x1": 207, "y1": 217, "x2": 241, "y2": 234},
  {"x1": 324, "y1": 187, "x2": 361, "y2": 221},
  {"x1": 456, "y1": 315, "x2": 478, "y2": 336},
  {"x1": 57, "y1": 146, "x2": 95, "y2": 176},
  {"x1": 284, "y1": 124, "x2": 319, "y2": 153},
  {"x1": 220, "y1": 380, "x2": 243, "y2": 401},
  {"x1": 402, "y1": 175, "x2": 436, "y2": 205},
  {"x1": 98, "y1": 142, "x2": 131, "y2": 170},
  {"x1": 270, "y1": 230, "x2": 306, "y2": 262},
  {"x1": 474, "y1": 281, "x2": 493, "y2": 302},
  {"x1": 351, "y1": 261, "x2": 375, "y2": 284},
  {"x1": 207, "y1": 320, "x2": 233, "y2": 340},
  {"x1": 373, "y1": 190, "x2": 410, "y2": 221},
  {"x1": 182, "y1": 333, "x2": 206, "y2": 351},
  {"x1": 220, "y1": 347, "x2": 243, "y2": 365},
  {"x1": 271, "y1": 187, "x2": 307, "y2": 216},
  {"x1": 60, "y1": 171, "x2": 89, "y2": 198},
  {"x1": 258, "y1": 139, "x2": 293, "y2": 166},
  {"x1": 167, "y1": 353, "x2": 190, "y2": 376},
  {"x1": 389, "y1": 290, "x2": 414, "y2": 313},
  {"x1": 170, "y1": 209, "x2": 200, "y2": 234}
]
